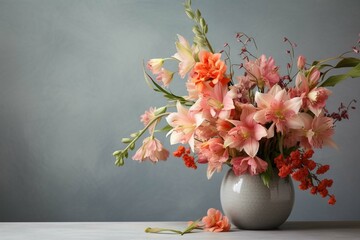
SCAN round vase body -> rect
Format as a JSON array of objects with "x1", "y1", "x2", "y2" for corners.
[{"x1": 220, "y1": 169, "x2": 294, "y2": 230}]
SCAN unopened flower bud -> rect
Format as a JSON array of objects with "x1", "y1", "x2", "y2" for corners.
[{"x1": 297, "y1": 55, "x2": 306, "y2": 70}]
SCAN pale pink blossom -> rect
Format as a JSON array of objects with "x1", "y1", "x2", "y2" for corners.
[
  {"x1": 132, "y1": 136, "x2": 169, "y2": 163},
  {"x1": 156, "y1": 68, "x2": 175, "y2": 87},
  {"x1": 147, "y1": 58, "x2": 164, "y2": 74},
  {"x1": 166, "y1": 101, "x2": 204, "y2": 151},
  {"x1": 202, "y1": 208, "x2": 231, "y2": 232},
  {"x1": 224, "y1": 108, "x2": 267, "y2": 157},
  {"x1": 254, "y1": 84, "x2": 303, "y2": 134},
  {"x1": 245, "y1": 54, "x2": 280, "y2": 88},
  {"x1": 231, "y1": 156, "x2": 268, "y2": 175},
  {"x1": 172, "y1": 34, "x2": 197, "y2": 78}
]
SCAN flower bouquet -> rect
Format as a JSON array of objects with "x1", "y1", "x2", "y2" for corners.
[{"x1": 113, "y1": 0, "x2": 359, "y2": 209}]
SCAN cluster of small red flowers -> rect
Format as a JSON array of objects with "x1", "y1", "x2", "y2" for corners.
[
  {"x1": 274, "y1": 149, "x2": 336, "y2": 205},
  {"x1": 173, "y1": 146, "x2": 197, "y2": 169}
]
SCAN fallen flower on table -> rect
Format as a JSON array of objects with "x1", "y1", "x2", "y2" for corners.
[{"x1": 145, "y1": 208, "x2": 230, "y2": 235}]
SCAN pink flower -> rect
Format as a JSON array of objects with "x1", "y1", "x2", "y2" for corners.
[
  {"x1": 166, "y1": 101, "x2": 204, "y2": 151},
  {"x1": 306, "y1": 87, "x2": 332, "y2": 116},
  {"x1": 295, "y1": 71, "x2": 332, "y2": 116},
  {"x1": 197, "y1": 138, "x2": 229, "y2": 179},
  {"x1": 284, "y1": 112, "x2": 336, "y2": 149},
  {"x1": 190, "y1": 83, "x2": 235, "y2": 119},
  {"x1": 232, "y1": 75, "x2": 255, "y2": 103},
  {"x1": 254, "y1": 84, "x2": 303, "y2": 134},
  {"x1": 147, "y1": 58, "x2": 164, "y2": 74},
  {"x1": 245, "y1": 54, "x2": 280, "y2": 88},
  {"x1": 140, "y1": 107, "x2": 158, "y2": 133},
  {"x1": 224, "y1": 106, "x2": 268, "y2": 157},
  {"x1": 156, "y1": 68, "x2": 175, "y2": 87},
  {"x1": 202, "y1": 208, "x2": 231, "y2": 232},
  {"x1": 185, "y1": 80, "x2": 200, "y2": 101},
  {"x1": 301, "y1": 113, "x2": 336, "y2": 149},
  {"x1": 231, "y1": 156, "x2": 268, "y2": 175},
  {"x1": 297, "y1": 55, "x2": 306, "y2": 70},
  {"x1": 132, "y1": 136, "x2": 169, "y2": 163},
  {"x1": 172, "y1": 34, "x2": 197, "y2": 78}
]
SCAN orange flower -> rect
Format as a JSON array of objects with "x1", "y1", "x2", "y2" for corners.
[
  {"x1": 190, "y1": 51, "x2": 229, "y2": 92},
  {"x1": 202, "y1": 208, "x2": 231, "y2": 232}
]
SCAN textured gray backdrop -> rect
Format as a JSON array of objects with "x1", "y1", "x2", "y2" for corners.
[{"x1": 1, "y1": 0, "x2": 360, "y2": 221}]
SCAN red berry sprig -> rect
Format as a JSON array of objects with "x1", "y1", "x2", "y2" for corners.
[
  {"x1": 274, "y1": 149, "x2": 336, "y2": 205},
  {"x1": 173, "y1": 145, "x2": 197, "y2": 170}
]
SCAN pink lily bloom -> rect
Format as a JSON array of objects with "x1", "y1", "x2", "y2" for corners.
[
  {"x1": 224, "y1": 107, "x2": 268, "y2": 157},
  {"x1": 132, "y1": 136, "x2": 169, "y2": 163},
  {"x1": 284, "y1": 112, "x2": 336, "y2": 149},
  {"x1": 295, "y1": 71, "x2": 332, "y2": 116},
  {"x1": 231, "y1": 156, "x2": 268, "y2": 175},
  {"x1": 190, "y1": 83, "x2": 235, "y2": 120},
  {"x1": 166, "y1": 101, "x2": 204, "y2": 151},
  {"x1": 254, "y1": 84, "x2": 303, "y2": 134},
  {"x1": 302, "y1": 113, "x2": 336, "y2": 149},
  {"x1": 172, "y1": 34, "x2": 197, "y2": 78},
  {"x1": 245, "y1": 54, "x2": 280, "y2": 89}
]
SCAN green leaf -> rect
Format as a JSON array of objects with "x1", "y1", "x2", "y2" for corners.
[
  {"x1": 154, "y1": 106, "x2": 167, "y2": 116},
  {"x1": 335, "y1": 57, "x2": 360, "y2": 68},
  {"x1": 320, "y1": 63, "x2": 360, "y2": 87},
  {"x1": 203, "y1": 24, "x2": 208, "y2": 34},
  {"x1": 317, "y1": 64, "x2": 334, "y2": 71},
  {"x1": 195, "y1": 9, "x2": 201, "y2": 20},
  {"x1": 320, "y1": 74, "x2": 348, "y2": 87},
  {"x1": 185, "y1": 9, "x2": 194, "y2": 19},
  {"x1": 347, "y1": 63, "x2": 360, "y2": 77},
  {"x1": 200, "y1": 17, "x2": 206, "y2": 30},
  {"x1": 121, "y1": 138, "x2": 132, "y2": 143},
  {"x1": 155, "y1": 124, "x2": 173, "y2": 133},
  {"x1": 192, "y1": 26, "x2": 201, "y2": 35},
  {"x1": 260, "y1": 172, "x2": 271, "y2": 188}
]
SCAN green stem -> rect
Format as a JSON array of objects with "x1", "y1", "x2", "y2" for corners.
[
  {"x1": 314, "y1": 52, "x2": 351, "y2": 66},
  {"x1": 145, "y1": 227, "x2": 183, "y2": 235},
  {"x1": 205, "y1": 37, "x2": 214, "y2": 53}
]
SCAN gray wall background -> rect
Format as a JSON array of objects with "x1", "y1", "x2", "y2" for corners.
[{"x1": 1, "y1": 0, "x2": 360, "y2": 221}]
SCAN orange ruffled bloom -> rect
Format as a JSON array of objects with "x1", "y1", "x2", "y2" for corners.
[
  {"x1": 190, "y1": 51, "x2": 229, "y2": 93},
  {"x1": 202, "y1": 208, "x2": 231, "y2": 232}
]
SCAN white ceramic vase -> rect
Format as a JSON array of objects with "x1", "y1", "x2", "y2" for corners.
[{"x1": 220, "y1": 169, "x2": 294, "y2": 230}]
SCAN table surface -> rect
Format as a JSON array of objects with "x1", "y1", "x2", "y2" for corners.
[{"x1": 1, "y1": 221, "x2": 360, "y2": 240}]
